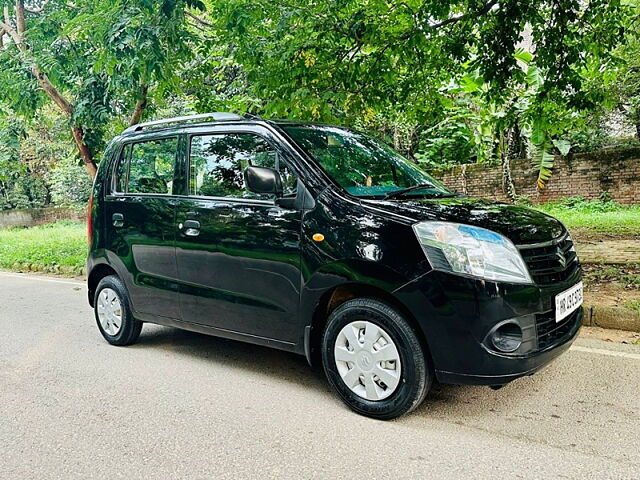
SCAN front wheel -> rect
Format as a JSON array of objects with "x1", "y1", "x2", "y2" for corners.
[{"x1": 321, "y1": 298, "x2": 432, "y2": 420}]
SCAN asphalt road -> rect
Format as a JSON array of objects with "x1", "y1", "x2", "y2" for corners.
[{"x1": 1, "y1": 272, "x2": 639, "y2": 479}]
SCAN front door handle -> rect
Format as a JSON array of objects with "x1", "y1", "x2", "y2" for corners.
[
  {"x1": 112, "y1": 213, "x2": 124, "y2": 228},
  {"x1": 180, "y1": 219, "x2": 200, "y2": 237}
]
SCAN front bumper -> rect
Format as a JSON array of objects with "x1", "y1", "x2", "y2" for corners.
[{"x1": 393, "y1": 269, "x2": 582, "y2": 386}]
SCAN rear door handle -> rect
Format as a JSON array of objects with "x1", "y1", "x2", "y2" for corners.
[
  {"x1": 180, "y1": 219, "x2": 200, "y2": 237},
  {"x1": 112, "y1": 213, "x2": 124, "y2": 228}
]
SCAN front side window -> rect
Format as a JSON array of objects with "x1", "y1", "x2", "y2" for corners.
[
  {"x1": 281, "y1": 125, "x2": 451, "y2": 199},
  {"x1": 189, "y1": 133, "x2": 297, "y2": 200},
  {"x1": 116, "y1": 137, "x2": 178, "y2": 195}
]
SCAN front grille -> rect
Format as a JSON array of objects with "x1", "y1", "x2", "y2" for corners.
[
  {"x1": 518, "y1": 234, "x2": 580, "y2": 285},
  {"x1": 535, "y1": 307, "x2": 582, "y2": 351}
]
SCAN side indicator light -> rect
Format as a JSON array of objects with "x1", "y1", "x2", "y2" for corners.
[{"x1": 312, "y1": 233, "x2": 325, "y2": 242}]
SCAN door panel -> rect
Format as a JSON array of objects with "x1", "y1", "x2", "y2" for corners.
[
  {"x1": 175, "y1": 199, "x2": 302, "y2": 343},
  {"x1": 104, "y1": 136, "x2": 180, "y2": 320},
  {"x1": 105, "y1": 195, "x2": 179, "y2": 318},
  {"x1": 175, "y1": 131, "x2": 302, "y2": 343}
]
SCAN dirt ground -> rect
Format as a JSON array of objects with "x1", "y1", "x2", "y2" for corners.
[
  {"x1": 579, "y1": 325, "x2": 640, "y2": 344},
  {"x1": 582, "y1": 263, "x2": 640, "y2": 307},
  {"x1": 571, "y1": 229, "x2": 640, "y2": 242}
]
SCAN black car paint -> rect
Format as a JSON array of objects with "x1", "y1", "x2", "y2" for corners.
[{"x1": 88, "y1": 119, "x2": 582, "y2": 386}]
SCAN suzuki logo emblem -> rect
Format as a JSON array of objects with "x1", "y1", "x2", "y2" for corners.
[{"x1": 357, "y1": 352, "x2": 373, "y2": 371}]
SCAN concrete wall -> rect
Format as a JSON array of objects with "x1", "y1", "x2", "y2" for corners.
[
  {"x1": 431, "y1": 147, "x2": 640, "y2": 204},
  {"x1": 0, "y1": 207, "x2": 85, "y2": 229}
]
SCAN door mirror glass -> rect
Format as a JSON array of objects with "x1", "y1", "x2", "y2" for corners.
[{"x1": 244, "y1": 166, "x2": 283, "y2": 197}]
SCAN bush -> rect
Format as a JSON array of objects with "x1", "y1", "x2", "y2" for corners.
[
  {"x1": 415, "y1": 119, "x2": 477, "y2": 169},
  {"x1": 48, "y1": 157, "x2": 92, "y2": 206},
  {"x1": 543, "y1": 195, "x2": 621, "y2": 213},
  {"x1": 0, "y1": 175, "x2": 49, "y2": 210}
]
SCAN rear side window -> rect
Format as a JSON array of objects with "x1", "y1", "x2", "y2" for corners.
[
  {"x1": 189, "y1": 133, "x2": 296, "y2": 200},
  {"x1": 113, "y1": 144, "x2": 131, "y2": 193},
  {"x1": 113, "y1": 137, "x2": 178, "y2": 195}
]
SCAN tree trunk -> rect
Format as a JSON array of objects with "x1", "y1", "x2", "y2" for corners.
[
  {"x1": 129, "y1": 85, "x2": 148, "y2": 126},
  {"x1": 15, "y1": 0, "x2": 25, "y2": 35},
  {"x1": 636, "y1": 122, "x2": 640, "y2": 141},
  {"x1": 500, "y1": 130, "x2": 518, "y2": 203},
  {"x1": 71, "y1": 127, "x2": 97, "y2": 179}
]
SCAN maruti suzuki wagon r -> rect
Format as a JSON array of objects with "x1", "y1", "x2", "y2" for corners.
[{"x1": 87, "y1": 112, "x2": 583, "y2": 419}]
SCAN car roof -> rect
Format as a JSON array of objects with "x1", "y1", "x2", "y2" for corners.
[{"x1": 119, "y1": 112, "x2": 345, "y2": 139}]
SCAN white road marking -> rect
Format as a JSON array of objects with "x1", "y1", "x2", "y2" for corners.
[
  {"x1": 0, "y1": 272, "x2": 84, "y2": 286},
  {"x1": 571, "y1": 345, "x2": 640, "y2": 360}
]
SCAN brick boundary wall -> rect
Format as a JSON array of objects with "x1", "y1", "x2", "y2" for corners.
[
  {"x1": 0, "y1": 207, "x2": 85, "y2": 229},
  {"x1": 431, "y1": 147, "x2": 640, "y2": 204}
]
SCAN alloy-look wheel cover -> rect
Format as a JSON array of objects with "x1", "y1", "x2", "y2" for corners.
[
  {"x1": 334, "y1": 321, "x2": 402, "y2": 401},
  {"x1": 96, "y1": 288, "x2": 123, "y2": 336}
]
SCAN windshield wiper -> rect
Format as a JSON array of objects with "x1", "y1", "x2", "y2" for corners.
[{"x1": 383, "y1": 183, "x2": 437, "y2": 200}]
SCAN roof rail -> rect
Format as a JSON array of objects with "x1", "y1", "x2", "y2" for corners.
[{"x1": 123, "y1": 112, "x2": 244, "y2": 134}]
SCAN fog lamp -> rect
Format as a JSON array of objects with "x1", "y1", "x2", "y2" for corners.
[{"x1": 491, "y1": 323, "x2": 523, "y2": 353}]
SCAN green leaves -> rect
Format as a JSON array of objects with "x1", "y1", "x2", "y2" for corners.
[
  {"x1": 526, "y1": 65, "x2": 544, "y2": 90},
  {"x1": 552, "y1": 139, "x2": 571, "y2": 156},
  {"x1": 0, "y1": 0, "x2": 634, "y2": 188},
  {"x1": 531, "y1": 142, "x2": 555, "y2": 190},
  {"x1": 514, "y1": 49, "x2": 533, "y2": 65}
]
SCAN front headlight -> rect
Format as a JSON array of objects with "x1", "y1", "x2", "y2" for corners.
[{"x1": 413, "y1": 221, "x2": 532, "y2": 284}]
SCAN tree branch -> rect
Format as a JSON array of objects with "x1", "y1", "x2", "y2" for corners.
[
  {"x1": 0, "y1": 20, "x2": 15, "y2": 41},
  {"x1": 186, "y1": 11, "x2": 212, "y2": 28},
  {"x1": 15, "y1": 0, "x2": 25, "y2": 36},
  {"x1": 129, "y1": 84, "x2": 148, "y2": 126},
  {"x1": 1, "y1": 5, "x2": 22, "y2": 47},
  {"x1": 31, "y1": 65, "x2": 75, "y2": 114},
  {"x1": 429, "y1": 0, "x2": 499, "y2": 30}
]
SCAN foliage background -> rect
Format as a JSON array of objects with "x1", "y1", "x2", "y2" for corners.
[{"x1": 0, "y1": 0, "x2": 639, "y2": 209}]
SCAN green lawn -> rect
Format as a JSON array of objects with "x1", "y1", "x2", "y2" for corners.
[
  {"x1": 534, "y1": 198, "x2": 640, "y2": 236},
  {"x1": 0, "y1": 197, "x2": 638, "y2": 278},
  {"x1": 0, "y1": 221, "x2": 86, "y2": 275}
]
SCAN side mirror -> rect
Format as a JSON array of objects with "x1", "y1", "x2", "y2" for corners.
[{"x1": 244, "y1": 166, "x2": 283, "y2": 197}]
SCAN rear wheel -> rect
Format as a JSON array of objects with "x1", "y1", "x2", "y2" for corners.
[
  {"x1": 322, "y1": 298, "x2": 431, "y2": 420},
  {"x1": 94, "y1": 275, "x2": 142, "y2": 346}
]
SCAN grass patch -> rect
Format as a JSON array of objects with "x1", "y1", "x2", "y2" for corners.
[
  {"x1": 533, "y1": 197, "x2": 640, "y2": 236},
  {"x1": 623, "y1": 300, "x2": 640, "y2": 314},
  {"x1": 582, "y1": 264, "x2": 640, "y2": 289},
  {"x1": 0, "y1": 221, "x2": 86, "y2": 275}
]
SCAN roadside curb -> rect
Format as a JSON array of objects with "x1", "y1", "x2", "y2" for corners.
[
  {"x1": 583, "y1": 303, "x2": 640, "y2": 332},
  {"x1": 8, "y1": 262, "x2": 85, "y2": 276}
]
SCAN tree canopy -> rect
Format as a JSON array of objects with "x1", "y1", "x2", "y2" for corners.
[
  {"x1": 210, "y1": 0, "x2": 625, "y2": 122},
  {"x1": 0, "y1": 0, "x2": 637, "y2": 200}
]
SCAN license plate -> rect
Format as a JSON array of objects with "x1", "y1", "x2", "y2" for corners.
[{"x1": 555, "y1": 281, "x2": 583, "y2": 323}]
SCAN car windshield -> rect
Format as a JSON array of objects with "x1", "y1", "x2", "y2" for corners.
[{"x1": 281, "y1": 124, "x2": 453, "y2": 198}]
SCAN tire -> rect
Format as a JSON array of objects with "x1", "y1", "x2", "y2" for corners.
[
  {"x1": 94, "y1": 275, "x2": 142, "y2": 346},
  {"x1": 322, "y1": 298, "x2": 431, "y2": 420}
]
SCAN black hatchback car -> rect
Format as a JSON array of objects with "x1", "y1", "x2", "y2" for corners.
[{"x1": 87, "y1": 112, "x2": 583, "y2": 419}]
